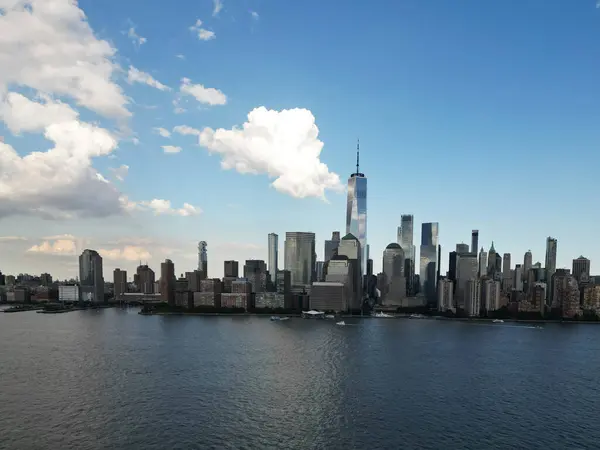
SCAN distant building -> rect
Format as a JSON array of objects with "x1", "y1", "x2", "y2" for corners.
[
  {"x1": 345, "y1": 141, "x2": 367, "y2": 274},
  {"x1": 244, "y1": 260, "x2": 267, "y2": 293},
  {"x1": 79, "y1": 249, "x2": 104, "y2": 303},
  {"x1": 284, "y1": 232, "x2": 316, "y2": 293},
  {"x1": 59, "y1": 285, "x2": 80, "y2": 303},
  {"x1": 324, "y1": 231, "x2": 341, "y2": 263},
  {"x1": 224, "y1": 260, "x2": 239, "y2": 278},
  {"x1": 113, "y1": 268, "x2": 127, "y2": 300},
  {"x1": 464, "y1": 279, "x2": 481, "y2": 317},
  {"x1": 382, "y1": 243, "x2": 405, "y2": 304},
  {"x1": 268, "y1": 233, "x2": 278, "y2": 285},
  {"x1": 572, "y1": 256, "x2": 591, "y2": 283},
  {"x1": 310, "y1": 282, "x2": 346, "y2": 312},
  {"x1": 420, "y1": 222, "x2": 439, "y2": 304},
  {"x1": 198, "y1": 241, "x2": 208, "y2": 276},
  {"x1": 159, "y1": 259, "x2": 176, "y2": 306},
  {"x1": 437, "y1": 278, "x2": 454, "y2": 312},
  {"x1": 338, "y1": 233, "x2": 363, "y2": 309},
  {"x1": 471, "y1": 230, "x2": 479, "y2": 254}
]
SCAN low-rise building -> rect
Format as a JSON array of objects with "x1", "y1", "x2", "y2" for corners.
[
  {"x1": 310, "y1": 282, "x2": 346, "y2": 312},
  {"x1": 221, "y1": 293, "x2": 250, "y2": 309},
  {"x1": 255, "y1": 292, "x2": 285, "y2": 309},
  {"x1": 193, "y1": 292, "x2": 220, "y2": 308}
]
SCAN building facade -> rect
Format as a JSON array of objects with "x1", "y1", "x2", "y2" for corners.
[
  {"x1": 284, "y1": 232, "x2": 316, "y2": 292},
  {"x1": 268, "y1": 233, "x2": 278, "y2": 284},
  {"x1": 345, "y1": 142, "x2": 367, "y2": 274},
  {"x1": 79, "y1": 249, "x2": 104, "y2": 303}
]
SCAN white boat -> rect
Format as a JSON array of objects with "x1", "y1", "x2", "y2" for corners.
[
  {"x1": 325, "y1": 314, "x2": 335, "y2": 319},
  {"x1": 492, "y1": 319, "x2": 504, "y2": 323},
  {"x1": 409, "y1": 314, "x2": 426, "y2": 319},
  {"x1": 336, "y1": 321, "x2": 346, "y2": 326}
]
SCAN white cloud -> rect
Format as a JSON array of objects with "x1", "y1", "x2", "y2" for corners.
[
  {"x1": 0, "y1": 93, "x2": 127, "y2": 219},
  {"x1": 100, "y1": 245, "x2": 151, "y2": 262},
  {"x1": 0, "y1": 236, "x2": 27, "y2": 242},
  {"x1": 189, "y1": 19, "x2": 216, "y2": 41},
  {"x1": 197, "y1": 107, "x2": 344, "y2": 200},
  {"x1": 213, "y1": 0, "x2": 223, "y2": 16},
  {"x1": 110, "y1": 164, "x2": 129, "y2": 182},
  {"x1": 173, "y1": 125, "x2": 201, "y2": 136},
  {"x1": 27, "y1": 239, "x2": 77, "y2": 256},
  {"x1": 127, "y1": 26, "x2": 147, "y2": 48},
  {"x1": 251, "y1": 11, "x2": 259, "y2": 20},
  {"x1": 139, "y1": 199, "x2": 201, "y2": 216},
  {"x1": 153, "y1": 127, "x2": 171, "y2": 138},
  {"x1": 174, "y1": 107, "x2": 186, "y2": 114},
  {"x1": 180, "y1": 77, "x2": 227, "y2": 106},
  {"x1": 127, "y1": 66, "x2": 171, "y2": 91},
  {"x1": 162, "y1": 145, "x2": 182, "y2": 154},
  {"x1": 0, "y1": 0, "x2": 130, "y2": 119},
  {"x1": 175, "y1": 54, "x2": 186, "y2": 60}
]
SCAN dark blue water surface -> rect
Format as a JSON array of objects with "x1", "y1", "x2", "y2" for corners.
[{"x1": 1, "y1": 307, "x2": 600, "y2": 449}]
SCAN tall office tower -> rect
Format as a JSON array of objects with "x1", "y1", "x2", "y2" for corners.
[
  {"x1": 572, "y1": 256, "x2": 590, "y2": 283},
  {"x1": 315, "y1": 261, "x2": 325, "y2": 282},
  {"x1": 324, "y1": 231, "x2": 341, "y2": 263},
  {"x1": 185, "y1": 270, "x2": 204, "y2": 292},
  {"x1": 502, "y1": 254, "x2": 511, "y2": 279},
  {"x1": 456, "y1": 253, "x2": 478, "y2": 309},
  {"x1": 224, "y1": 260, "x2": 239, "y2": 278},
  {"x1": 419, "y1": 222, "x2": 439, "y2": 303},
  {"x1": 267, "y1": 233, "x2": 278, "y2": 284},
  {"x1": 438, "y1": 278, "x2": 454, "y2": 312},
  {"x1": 471, "y1": 230, "x2": 479, "y2": 254},
  {"x1": 448, "y1": 251, "x2": 458, "y2": 281},
  {"x1": 135, "y1": 264, "x2": 155, "y2": 294},
  {"x1": 398, "y1": 215, "x2": 415, "y2": 264},
  {"x1": 113, "y1": 268, "x2": 127, "y2": 301},
  {"x1": 478, "y1": 248, "x2": 487, "y2": 278},
  {"x1": 198, "y1": 241, "x2": 208, "y2": 276},
  {"x1": 487, "y1": 242, "x2": 497, "y2": 277},
  {"x1": 552, "y1": 270, "x2": 580, "y2": 318},
  {"x1": 345, "y1": 140, "x2": 367, "y2": 274},
  {"x1": 382, "y1": 243, "x2": 406, "y2": 303},
  {"x1": 482, "y1": 279, "x2": 502, "y2": 312},
  {"x1": 244, "y1": 260, "x2": 268, "y2": 293},
  {"x1": 284, "y1": 232, "x2": 316, "y2": 292},
  {"x1": 79, "y1": 249, "x2": 104, "y2": 303},
  {"x1": 513, "y1": 264, "x2": 523, "y2": 291},
  {"x1": 160, "y1": 259, "x2": 176, "y2": 306},
  {"x1": 437, "y1": 244, "x2": 441, "y2": 281},
  {"x1": 545, "y1": 237, "x2": 557, "y2": 282},
  {"x1": 338, "y1": 234, "x2": 363, "y2": 310},
  {"x1": 456, "y1": 243, "x2": 469, "y2": 254},
  {"x1": 523, "y1": 250, "x2": 533, "y2": 280}
]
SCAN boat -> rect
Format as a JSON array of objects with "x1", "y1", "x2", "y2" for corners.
[
  {"x1": 325, "y1": 314, "x2": 336, "y2": 320},
  {"x1": 301, "y1": 310, "x2": 325, "y2": 319},
  {"x1": 409, "y1": 314, "x2": 426, "y2": 319},
  {"x1": 270, "y1": 316, "x2": 290, "y2": 321},
  {"x1": 492, "y1": 319, "x2": 504, "y2": 323},
  {"x1": 336, "y1": 321, "x2": 346, "y2": 326}
]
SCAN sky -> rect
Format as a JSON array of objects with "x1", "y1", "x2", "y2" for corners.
[{"x1": 0, "y1": 0, "x2": 599, "y2": 281}]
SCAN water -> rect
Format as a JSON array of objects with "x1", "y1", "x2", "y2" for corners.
[{"x1": 1, "y1": 308, "x2": 600, "y2": 450}]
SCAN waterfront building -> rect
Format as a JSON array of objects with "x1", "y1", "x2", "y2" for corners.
[
  {"x1": 345, "y1": 141, "x2": 367, "y2": 274},
  {"x1": 482, "y1": 279, "x2": 501, "y2": 313},
  {"x1": 79, "y1": 249, "x2": 104, "y2": 303},
  {"x1": 268, "y1": 233, "x2": 278, "y2": 284},
  {"x1": 159, "y1": 259, "x2": 176, "y2": 306},
  {"x1": 284, "y1": 232, "x2": 316, "y2": 293},
  {"x1": 464, "y1": 279, "x2": 481, "y2": 317},
  {"x1": 437, "y1": 278, "x2": 454, "y2": 312},
  {"x1": 113, "y1": 268, "x2": 127, "y2": 301},
  {"x1": 224, "y1": 260, "x2": 239, "y2": 278},
  {"x1": 337, "y1": 233, "x2": 363, "y2": 309},
  {"x1": 398, "y1": 215, "x2": 415, "y2": 266},
  {"x1": 244, "y1": 260, "x2": 267, "y2": 293},
  {"x1": 572, "y1": 256, "x2": 590, "y2": 283},
  {"x1": 419, "y1": 222, "x2": 439, "y2": 304},
  {"x1": 310, "y1": 282, "x2": 347, "y2": 312},
  {"x1": 382, "y1": 243, "x2": 405, "y2": 303},
  {"x1": 198, "y1": 241, "x2": 208, "y2": 277}
]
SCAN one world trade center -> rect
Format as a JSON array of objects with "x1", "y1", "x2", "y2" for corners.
[{"x1": 345, "y1": 140, "x2": 367, "y2": 274}]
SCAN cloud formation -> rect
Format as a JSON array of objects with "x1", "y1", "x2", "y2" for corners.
[
  {"x1": 0, "y1": 0, "x2": 130, "y2": 119},
  {"x1": 162, "y1": 145, "x2": 182, "y2": 154},
  {"x1": 27, "y1": 238, "x2": 77, "y2": 256},
  {"x1": 189, "y1": 19, "x2": 215, "y2": 41},
  {"x1": 176, "y1": 107, "x2": 343, "y2": 200},
  {"x1": 180, "y1": 77, "x2": 227, "y2": 106},
  {"x1": 153, "y1": 127, "x2": 171, "y2": 138},
  {"x1": 139, "y1": 199, "x2": 201, "y2": 216},
  {"x1": 127, "y1": 66, "x2": 171, "y2": 91},
  {"x1": 110, "y1": 165, "x2": 129, "y2": 182},
  {"x1": 100, "y1": 245, "x2": 151, "y2": 262},
  {"x1": 213, "y1": 0, "x2": 223, "y2": 16},
  {"x1": 127, "y1": 26, "x2": 147, "y2": 48}
]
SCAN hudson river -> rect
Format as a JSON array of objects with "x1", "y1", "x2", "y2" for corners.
[{"x1": 1, "y1": 307, "x2": 599, "y2": 449}]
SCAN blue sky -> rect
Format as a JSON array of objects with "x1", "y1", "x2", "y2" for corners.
[{"x1": 0, "y1": 0, "x2": 599, "y2": 279}]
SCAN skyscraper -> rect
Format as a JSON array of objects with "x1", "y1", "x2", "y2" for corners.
[
  {"x1": 324, "y1": 231, "x2": 341, "y2": 262},
  {"x1": 268, "y1": 233, "x2": 278, "y2": 284},
  {"x1": 113, "y1": 268, "x2": 127, "y2": 301},
  {"x1": 345, "y1": 140, "x2": 367, "y2": 274},
  {"x1": 79, "y1": 249, "x2": 104, "y2": 303},
  {"x1": 398, "y1": 215, "x2": 415, "y2": 265},
  {"x1": 160, "y1": 259, "x2": 176, "y2": 306},
  {"x1": 419, "y1": 222, "x2": 439, "y2": 303},
  {"x1": 284, "y1": 232, "x2": 316, "y2": 292},
  {"x1": 456, "y1": 243, "x2": 469, "y2": 254},
  {"x1": 545, "y1": 237, "x2": 557, "y2": 283},
  {"x1": 198, "y1": 241, "x2": 208, "y2": 276},
  {"x1": 471, "y1": 230, "x2": 479, "y2": 254},
  {"x1": 572, "y1": 256, "x2": 590, "y2": 283},
  {"x1": 523, "y1": 250, "x2": 533, "y2": 281},
  {"x1": 503, "y1": 253, "x2": 511, "y2": 279}
]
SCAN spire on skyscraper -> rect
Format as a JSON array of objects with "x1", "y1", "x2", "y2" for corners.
[{"x1": 356, "y1": 138, "x2": 360, "y2": 174}]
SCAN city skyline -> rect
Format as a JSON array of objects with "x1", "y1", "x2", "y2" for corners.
[{"x1": 1, "y1": 0, "x2": 600, "y2": 280}]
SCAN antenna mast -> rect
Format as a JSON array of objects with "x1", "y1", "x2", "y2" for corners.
[{"x1": 356, "y1": 138, "x2": 360, "y2": 174}]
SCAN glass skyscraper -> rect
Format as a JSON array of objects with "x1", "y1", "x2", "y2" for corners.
[
  {"x1": 268, "y1": 233, "x2": 278, "y2": 284},
  {"x1": 419, "y1": 222, "x2": 439, "y2": 302},
  {"x1": 345, "y1": 142, "x2": 367, "y2": 274},
  {"x1": 284, "y1": 232, "x2": 316, "y2": 292}
]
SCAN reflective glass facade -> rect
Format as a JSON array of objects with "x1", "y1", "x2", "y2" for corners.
[
  {"x1": 284, "y1": 232, "x2": 316, "y2": 291},
  {"x1": 79, "y1": 249, "x2": 104, "y2": 303},
  {"x1": 268, "y1": 233, "x2": 278, "y2": 284},
  {"x1": 419, "y1": 222, "x2": 439, "y2": 302},
  {"x1": 346, "y1": 174, "x2": 367, "y2": 274}
]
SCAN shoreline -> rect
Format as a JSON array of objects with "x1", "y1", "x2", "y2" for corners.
[{"x1": 137, "y1": 311, "x2": 599, "y2": 324}]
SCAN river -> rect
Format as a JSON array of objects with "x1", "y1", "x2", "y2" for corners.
[{"x1": 1, "y1": 307, "x2": 599, "y2": 449}]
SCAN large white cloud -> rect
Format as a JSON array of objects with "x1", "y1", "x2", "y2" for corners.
[
  {"x1": 175, "y1": 107, "x2": 344, "y2": 200},
  {"x1": 0, "y1": 0, "x2": 129, "y2": 119}
]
